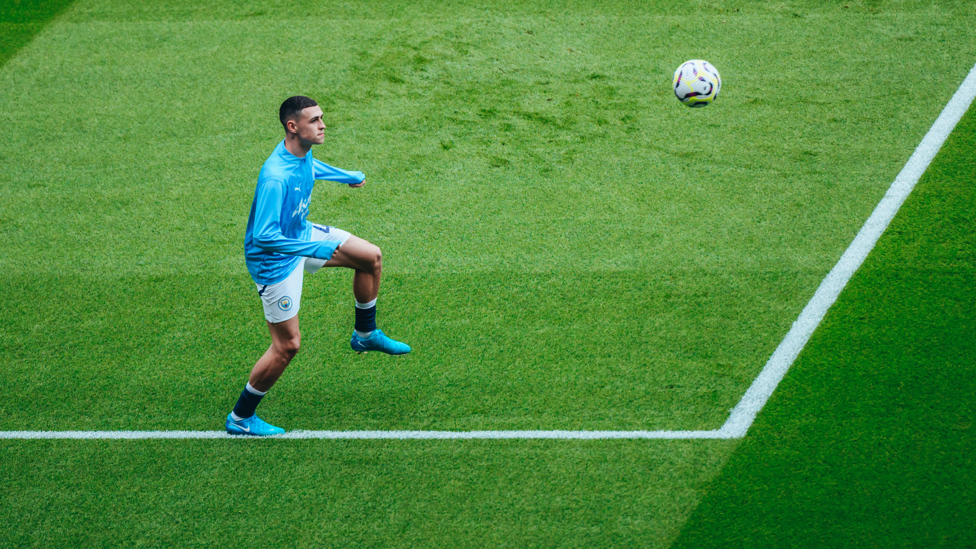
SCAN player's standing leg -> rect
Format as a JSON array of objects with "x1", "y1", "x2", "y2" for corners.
[
  {"x1": 325, "y1": 235, "x2": 411, "y2": 355},
  {"x1": 225, "y1": 316, "x2": 301, "y2": 436}
]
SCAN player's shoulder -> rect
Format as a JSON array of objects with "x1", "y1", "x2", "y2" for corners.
[{"x1": 258, "y1": 140, "x2": 296, "y2": 181}]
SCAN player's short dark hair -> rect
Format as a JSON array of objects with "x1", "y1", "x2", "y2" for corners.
[{"x1": 279, "y1": 96, "x2": 318, "y2": 132}]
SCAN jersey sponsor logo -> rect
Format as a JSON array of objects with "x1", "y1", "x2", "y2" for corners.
[
  {"x1": 291, "y1": 197, "x2": 310, "y2": 219},
  {"x1": 278, "y1": 296, "x2": 293, "y2": 311}
]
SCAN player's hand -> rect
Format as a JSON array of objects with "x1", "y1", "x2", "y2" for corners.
[{"x1": 349, "y1": 179, "x2": 365, "y2": 188}]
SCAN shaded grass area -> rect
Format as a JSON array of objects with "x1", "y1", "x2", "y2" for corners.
[
  {"x1": 0, "y1": 439, "x2": 736, "y2": 548},
  {"x1": 1, "y1": 270, "x2": 814, "y2": 431},
  {"x1": 0, "y1": 0, "x2": 76, "y2": 68},
  {"x1": 673, "y1": 99, "x2": 976, "y2": 547}
]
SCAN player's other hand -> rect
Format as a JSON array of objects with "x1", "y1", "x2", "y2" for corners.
[{"x1": 349, "y1": 179, "x2": 365, "y2": 188}]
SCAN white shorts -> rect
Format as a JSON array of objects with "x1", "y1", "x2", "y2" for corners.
[{"x1": 255, "y1": 224, "x2": 352, "y2": 323}]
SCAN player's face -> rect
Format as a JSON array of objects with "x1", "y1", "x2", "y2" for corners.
[{"x1": 294, "y1": 106, "x2": 326, "y2": 145}]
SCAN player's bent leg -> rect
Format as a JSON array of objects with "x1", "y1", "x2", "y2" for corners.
[
  {"x1": 323, "y1": 234, "x2": 410, "y2": 355},
  {"x1": 325, "y1": 235, "x2": 382, "y2": 302},
  {"x1": 325, "y1": 235, "x2": 381, "y2": 272}
]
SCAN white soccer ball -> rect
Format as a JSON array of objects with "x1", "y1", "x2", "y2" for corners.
[{"x1": 672, "y1": 60, "x2": 721, "y2": 107}]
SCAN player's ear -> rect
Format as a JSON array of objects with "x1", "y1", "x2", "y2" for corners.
[{"x1": 286, "y1": 118, "x2": 297, "y2": 135}]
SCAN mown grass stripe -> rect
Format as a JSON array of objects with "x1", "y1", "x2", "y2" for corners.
[{"x1": 0, "y1": 0, "x2": 76, "y2": 68}]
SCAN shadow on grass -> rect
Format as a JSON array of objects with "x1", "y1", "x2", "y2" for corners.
[{"x1": 0, "y1": 0, "x2": 77, "y2": 68}]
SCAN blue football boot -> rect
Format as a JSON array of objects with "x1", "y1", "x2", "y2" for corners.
[
  {"x1": 350, "y1": 328, "x2": 411, "y2": 355},
  {"x1": 225, "y1": 413, "x2": 285, "y2": 436}
]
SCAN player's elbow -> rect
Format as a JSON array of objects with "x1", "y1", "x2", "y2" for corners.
[{"x1": 253, "y1": 233, "x2": 279, "y2": 250}]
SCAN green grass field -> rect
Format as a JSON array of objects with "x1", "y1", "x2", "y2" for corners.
[
  {"x1": 1, "y1": 0, "x2": 974, "y2": 546},
  {"x1": 672, "y1": 99, "x2": 976, "y2": 547}
]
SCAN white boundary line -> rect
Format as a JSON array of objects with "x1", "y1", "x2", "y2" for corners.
[
  {"x1": 0, "y1": 429, "x2": 734, "y2": 440},
  {"x1": 2, "y1": 64, "x2": 974, "y2": 442}
]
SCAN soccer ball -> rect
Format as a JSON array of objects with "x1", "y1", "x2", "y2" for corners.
[{"x1": 672, "y1": 60, "x2": 721, "y2": 107}]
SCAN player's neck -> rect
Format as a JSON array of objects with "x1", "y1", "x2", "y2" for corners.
[{"x1": 283, "y1": 134, "x2": 312, "y2": 158}]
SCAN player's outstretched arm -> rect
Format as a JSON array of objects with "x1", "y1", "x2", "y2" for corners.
[{"x1": 312, "y1": 158, "x2": 365, "y2": 186}]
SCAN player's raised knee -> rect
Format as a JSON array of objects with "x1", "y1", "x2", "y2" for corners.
[
  {"x1": 357, "y1": 242, "x2": 381, "y2": 273},
  {"x1": 371, "y1": 245, "x2": 382, "y2": 271}
]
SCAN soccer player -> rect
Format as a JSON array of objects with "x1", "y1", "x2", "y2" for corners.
[{"x1": 225, "y1": 95, "x2": 411, "y2": 437}]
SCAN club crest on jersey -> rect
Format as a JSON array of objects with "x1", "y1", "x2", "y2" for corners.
[{"x1": 277, "y1": 296, "x2": 293, "y2": 311}]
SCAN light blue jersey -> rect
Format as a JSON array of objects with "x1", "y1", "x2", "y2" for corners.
[{"x1": 245, "y1": 139, "x2": 364, "y2": 285}]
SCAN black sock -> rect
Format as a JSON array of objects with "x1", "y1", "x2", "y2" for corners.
[
  {"x1": 232, "y1": 383, "x2": 265, "y2": 419},
  {"x1": 355, "y1": 301, "x2": 377, "y2": 334}
]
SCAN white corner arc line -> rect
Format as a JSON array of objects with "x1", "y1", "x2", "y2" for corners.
[{"x1": 2, "y1": 64, "x2": 974, "y2": 442}]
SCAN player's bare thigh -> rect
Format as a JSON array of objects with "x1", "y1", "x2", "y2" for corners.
[
  {"x1": 268, "y1": 315, "x2": 301, "y2": 356},
  {"x1": 325, "y1": 235, "x2": 381, "y2": 272}
]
